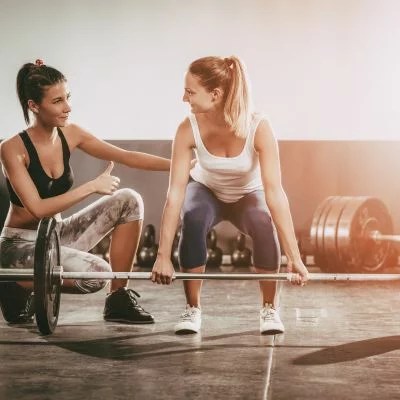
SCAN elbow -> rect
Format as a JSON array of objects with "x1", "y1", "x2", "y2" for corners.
[
  {"x1": 29, "y1": 209, "x2": 45, "y2": 221},
  {"x1": 265, "y1": 184, "x2": 280, "y2": 199},
  {"x1": 164, "y1": 196, "x2": 178, "y2": 209},
  {"x1": 25, "y1": 204, "x2": 48, "y2": 221},
  {"x1": 165, "y1": 188, "x2": 185, "y2": 208},
  {"x1": 265, "y1": 186, "x2": 287, "y2": 206}
]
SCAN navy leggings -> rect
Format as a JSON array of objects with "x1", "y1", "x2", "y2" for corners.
[{"x1": 179, "y1": 180, "x2": 280, "y2": 270}]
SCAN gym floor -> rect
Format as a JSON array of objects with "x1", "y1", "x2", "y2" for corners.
[{"x1": 1, "y1": 266, "x2": 400, "y2": 400}]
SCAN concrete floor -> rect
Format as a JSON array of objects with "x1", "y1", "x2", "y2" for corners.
[{"x1": 1, "y1": 267, "x2": 400, "y2": 400}]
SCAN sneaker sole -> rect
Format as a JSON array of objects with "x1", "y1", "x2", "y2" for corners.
[
  {"x1": 175, "y1": 329, "x2": 199, "y2": 335},
  {"x1": 261, "y1": 328, "x2": 285, "y2": 335},
  {"x1": 174, "y1": 320, "x2": 201, "y2": 334},
  {"x1": 7, "y1": 319, "x2": 35, "y2": 325},
  {"x1": 104, "y1": 317, "x2": 155, "y2": 324}
]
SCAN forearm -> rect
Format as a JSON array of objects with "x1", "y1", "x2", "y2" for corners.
[
  {"x1": 27, "y1": 182, "x2": 95, "y2": 220},
  {"x1": 124, "y1": 151, "x2": 170, "y2": 171},
  {"x1": 157, "y1": 191, "x2": 185, "y2": 257},
  {"x1": 265, "y1": 188, "x2": 302, "y2": 264}
]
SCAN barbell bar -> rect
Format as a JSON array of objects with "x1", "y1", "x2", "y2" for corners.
[
  {"x1": 46, "y1": 271, "x2": 400, "y2": 281},
  {"x1": 3, "y1": 269, "x2": 400, "y2": 282},
  {"x1": 369, "y1": 231, "x2": 400, "y2": 243}
]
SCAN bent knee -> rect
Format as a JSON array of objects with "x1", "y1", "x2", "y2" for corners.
[
  {"x1": 242, "y1": 210, "x2": 273, "y2": 235},
  {"x1": 113, "y1": 188, "x2": 144, "y2": 222}
]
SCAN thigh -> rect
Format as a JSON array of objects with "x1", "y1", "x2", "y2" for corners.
[
  {"x1": 59, "y1": 188, "x2": 143, "y2": 252},
  {"x1": 228, "y1": 190, "x2": 271, "y2": 230},
  {"x1": 228, "y1": 190, "x2": 280, "y2": 269},
  {"x1": 0, "y1": 234, "x2": 112, "y2": 294},
  {"x1": 60, "y1": 246, "x2": 111, "y2": 274},
  {"x1": 0, "y1": 229, "x2": 111, "y2": 293},
  {"x1": 179, "y1": 180, "x2": 223, "y2": 268},
  {"x1": 181, "y1": 180, "x2": 223, "y2": 227},
  {"x1": 60, "y1": 245, "x2": 111, "y2": 293},
  {"x1": 0, "y1": 237, "x2": 35, "y2": 270}
]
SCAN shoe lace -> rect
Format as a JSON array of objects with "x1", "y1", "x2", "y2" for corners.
[
  {"x1": 125, "y1": 289, "x2": 144, "y2": 311},
  {"x1": 180, "y1": 307, "x2": 197, "y2": 321},
  {"x1": 261, "y1": 306, "x2": 276, "y2": 321},
  {"x1": 20, "y1": 293, "x2": 35, "y2": 318}
]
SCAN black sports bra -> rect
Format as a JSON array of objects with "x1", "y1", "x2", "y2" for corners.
[{"x1": 5, "y1": 128, "x2": 74, "y2": 207}]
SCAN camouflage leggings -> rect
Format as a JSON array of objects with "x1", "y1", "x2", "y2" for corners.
[{"x1": 0, "y1": 188, "x2": 143, "y2": 294}]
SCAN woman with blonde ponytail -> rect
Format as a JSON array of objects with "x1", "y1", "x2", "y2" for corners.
[{"x1": 152, "y1": 55, "x2": 309, "y2": 335}]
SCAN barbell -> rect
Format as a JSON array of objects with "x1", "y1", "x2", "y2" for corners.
[{"x1": 0, "y1": 196, "x2": 399, "y2": 336}]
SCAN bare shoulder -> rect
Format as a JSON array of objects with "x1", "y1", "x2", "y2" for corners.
[
  {"x1": 255, "y1": 115, "x2": 273, "y2": 134},
  {"x1": 61, "y1": 122, "x2": 92, "y2": 148},
  {"x1": 0, "y1": 134, "x2": 25, "y2": 161},
  {"x1": 175, "y1": 117, "x2": 195, "y2": 147},
  {"x1": 254, "y1": 117, "x2": 277, "y2": 152},
  {"x1": 176, "y1": 117, "x2": 192, "y2": 135},
  {"x1": 62, "y1": 122, "x2": 86, "y2": 137}
]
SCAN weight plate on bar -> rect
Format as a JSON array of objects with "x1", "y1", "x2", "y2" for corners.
[
  {"x1": 310, "y1": 196, "x2": 338, "y2": 271},
  {"x1": 337, "y1": 197, "x2": 393, "y2": 272},
  {"x1": 322, "y1": 196, "x2": 352, "y2": 272},
  {"x1": 34, "y1": 217, "x2": 61, "y2": 335}
]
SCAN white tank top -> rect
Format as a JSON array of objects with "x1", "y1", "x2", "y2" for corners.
[{"x1": 189, "y1": 113, "x2": 264, "y2": 203}]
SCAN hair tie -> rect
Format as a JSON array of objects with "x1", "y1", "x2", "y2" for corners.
[
  {"x1": 35, "y1": 59, "x2": 44, "y2": 67},
  {"x1": 224, "y1": 57, "x2": 234, "y2": 70}
]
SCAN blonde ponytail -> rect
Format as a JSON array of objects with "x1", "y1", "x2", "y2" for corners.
[{"x1": 222, "y1": 56, "x2": 253, "y2": 138}]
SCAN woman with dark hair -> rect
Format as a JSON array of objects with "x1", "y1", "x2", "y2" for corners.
[
  {"x1": 0, "y1": 59, "x2": 170, "y2": 325},
  {"x1": 151, "y1": 56, "x2": 309, "y2": 335}
]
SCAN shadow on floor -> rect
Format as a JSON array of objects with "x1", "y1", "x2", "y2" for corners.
[
  {"x1": 0, "y1": 327, "x2": 268, "y2": 360},
  {"x1": 292, "y1": 335, "x2": 400, "y2": 365}
]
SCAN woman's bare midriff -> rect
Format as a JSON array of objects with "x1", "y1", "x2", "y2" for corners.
[{"x1": 4, "y1": 204, "x2": 60, "y2": 230}]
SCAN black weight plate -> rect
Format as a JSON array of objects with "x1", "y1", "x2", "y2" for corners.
[{"x1": 34, "y1": 217, "x2": 61, "y2": 335}]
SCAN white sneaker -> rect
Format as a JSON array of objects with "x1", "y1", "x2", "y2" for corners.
[
  {"x1": 174, "y1": 305, "x2": 202, "y2": 334},
  {"x1": 260, "y1": 304, "x2": 285, "y2": 335}
]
